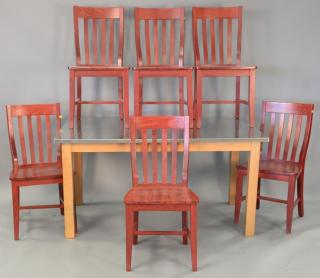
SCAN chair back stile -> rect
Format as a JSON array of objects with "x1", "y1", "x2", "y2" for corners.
[
  {"x1": 6, "y1": 104, "x2": 62, "y2": 169},
  {"x1": 134, "y1": 8, "x2": 185, "y2": 67},
  {"x1": 192, "y1": 6, "x2": 242, "y2": 66},
  {"x1": 130, "y1": 116, "x2": 189, "y2": 187},
  {"x1": 260, "y1": 101, "x2": 314, "y2": 167},
  {"x1": 73, "y1": 6, "x2": 124, "y2": 66}
]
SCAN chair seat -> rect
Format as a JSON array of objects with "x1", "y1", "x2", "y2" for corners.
[
  {"x1": 69, "y1": 65, "x2": 130, "y2": 71},
  {"x1": 10, "y1": 163, "x2": 62, "y2": 181},
  {"x1": 237, "y1": 160, "x2": 302, "y2": 176},
  {"x1": 124, "y1": 185, "x2": 199, "y2": 205},
  {"x1": 195, "y1": 64, "x2": 257, "y2": 70},
  {"x1": 133, "y1": 65, "x2": 193, "y2": 71}
]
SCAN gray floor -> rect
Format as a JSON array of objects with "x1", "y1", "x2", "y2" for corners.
[{"x1": 0, "y1": 186, "x2": 319, "y2": 278}]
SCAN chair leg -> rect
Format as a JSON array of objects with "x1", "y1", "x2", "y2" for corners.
[
  {"x1": 72, "y1": 183, "x2": 78, "y2": 234},
  {"x1": 139, "y1": 78, "x2": 143, "y2": 116},
  {"x1": 118, "y1": 77, "x2": 124, "y2": 120},
  {"x1": 286, "y1": 177, "x2": 296, "y2": 234},
  {"x1": 235, "y1": 76, "x2": 240, "y2": 119},
  {"x1": 196, "y1": 72, "x2": 202, "y2": 128},
  {"x1": 123, "y1": 71, "x2": 129, "y2": 128},
  {"x1": 76, "y1": 76, "x2": 82, "y2": 122},
  {"x1": 182, "y1": 211, "x2": 188, "y2": 245},
  {"x1": 248, "y1": 69, "x2": 256, "y2": 127},
  {"x1": 126, "y1": 206, "x2": 134, "y2": 271},
  {"x1": 11, "y1": 182, "x2": 20, "y2": 240},
  {"x1": 297, "y1": 171, "x2": 304, "y2": 217},
  {"x1": 133, "y1": 212, "x2": 139, "y2": 245},
  {"x1": 178, "y1": 77, "x2": 185, "y2": 116},
  {"x1": 69, "y1": 69, "x2": 75, "y2": 129},
  {"x1": 71, "y1": 202, "x2": 78, "y2": 235},
  {"x1": 193, "y1": 71, "x2": 197, "y2": 126},
  {"x1": 234, "y1": 171, "x2": 244, "y2": 224},
  {"x1": 190, "y1": 205, "x2": 197, "y2": 271},
  {"x1": 186, "y1": 72, "x2": 194, "y2": 128},
  {"x1": 256, "y1": 178, "x2": 261, "y2": 209},
  {"x1": 59, "y1": 183, "x2": 64, "y2": 215}
]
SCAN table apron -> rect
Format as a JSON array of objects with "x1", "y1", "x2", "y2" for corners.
[{"x1": 67, "y1": 141, "x2": 260, "y2": 153}]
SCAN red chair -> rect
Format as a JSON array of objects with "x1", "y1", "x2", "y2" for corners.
[
  {"x1": 133, "y1": 8, "x2": 194, "y2": 127},
  {"x1": 192, "y1": 6, "x2": 257, "y2": 128},
  {"x1": 124, "y1": 116, "x2": 199, "y2": 271},
  {"x1": 6, "y1": 104, "x2": 64, "y2": 240},
  {"x1": 69, "y1": 6, "x2": 129, "y2": 128},
  {"x1": 234, "y1": 101, "x2": 314, "y2": 233}
]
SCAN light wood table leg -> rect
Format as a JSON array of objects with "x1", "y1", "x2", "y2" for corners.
[
  {"x1": 62, "y1": 144, "x2": 76, "y2": 239},
  {"x1": 74, "y1": 152, "x2": 83, "y2": 206},
  {"x1": 229, "y1": 151, "x2": 239, "y2": 205},
  {"x1": 244, "y1": 142, "x2": 260, "y2": 237}
]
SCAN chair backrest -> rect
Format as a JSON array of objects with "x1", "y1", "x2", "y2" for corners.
[
  {"x1": 260, "y1": 101, "x2": 314, "y2": 166},
  {"x1": 130, "y1": 116, "x2": 189, "y2": 187},
  {"x1": 73, "y1": 6, "x2": 124, "y2": 66},
  {"x1": 192, "y1": 6, "x2": 242, "y2": 66},
  {"x1": 6, "y1": 104, "x2": 62, "y2": 168},
  {"x1": 134, "y1": 7, "x2": 185, "y2": 67}
]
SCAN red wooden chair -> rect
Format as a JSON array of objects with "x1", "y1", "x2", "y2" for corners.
[
  {"x1": 192, "y1": 6, "x2": 257, "y2": 128},
  {"x1": 124, "y1": 116, "x2": 199, "y2": 271},
  {"x1": 69, "y1": 6, "x2": 129, "y2": 128},
  {"x1": 234, "y1": 101, "x2": 314, "y2": 233},
  {"x1": 133, "y1": 8, "x2": 194, "y2": 127},
  {"x1": 6, "y1": 104, "x2": 64, "y2": 240}
]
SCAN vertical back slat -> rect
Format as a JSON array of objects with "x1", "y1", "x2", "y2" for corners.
[
  {"x1": 100, "y1": 19, "x2": 106, "y2": 64},
  {"x1": 145, "y1": 20, "x2": 151, "y2": 64},
  {"x1": 27, "y1": 115, "x2": 36, "y2": 164},
  {"x1": 275, "y1": 113, "x2": 285, "y2": 159},
  {"x1": 202, "y1": 19, "x2": 208, "y2": 64},
  {"x1": 161, "y1": 20, "x2": 167, "y2": 64},
  {"x1": 236, "y1": 10, "x2": 242, "y2": 64},
  {"x1": 290, "y1": 115, "x2": 302, "y2": 161},
  {"x1": 283, "y1": 114, "x2": 293, "y2": 160},
  {"x1": 74, "y1": 13, "x2": 81, "y2": 65},
  {"x1": 152, "y1": 129, "x2": 158, "y2": 183},
  {"x1": 109, "y1": 19, "x2": 115, "y2": 64},
  {"x1": 162, "y1": 129, "x2": 168, "y2": 183},
  {"x1": 118, "y1": 15, "x2": 124, "y2": 66},
  {"x1": 130, "y1": 123, "x2": 138, "y2": 186},
  {"x1": 84, "y1": 18, "x2": 90, "y2": 64},
  {"x1": 45, "y1": 115, "x2": 52, "y2": 162},
  {"x1": 178, "y1": 16, "x2": 184, "y2": 66},
  {"x1": 171, "y1": 128, "x2": 178, "y2": 183},
  {"x1": 37, "y1": 115, "x2": 44, "y2": 163},
  {"x1": 182, "y1": 119, "x2": 189, "y2": 185},
  {"x1": 92, "y1": 19, "x2": 98, "y2": 64},
  {"x1": 55, "y1": 110, "x2": 62, "y2": 161},
  {"x1": 267, "y1": 113, "x2": 276, "y2": 159},
  {"x1": 210, "y1": 19, "x2": 216, "y2": 64},
  {"x1": 169, "y1": 19, "x2": 175, "y2": 65},
  {"x1": 227, "y1": 18, "x2": 232, "y2": 63},
  {"x1": 219, "y1": 18, "x2": 224, "y2": 64},
  {"x1": 141, "y1": 129, "x2": 149, "y2": 183},
  {"x1": 18, "y1": 116, "x2": 28, "y2": 164},
  {"x1": 153, "y1": 20, "x2": 159, "y2": 64}
]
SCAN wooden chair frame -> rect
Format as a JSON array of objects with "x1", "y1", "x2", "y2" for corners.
[
  {"x1": 69, "y1": 6, "x2": 129, "y2": 129},
  {"x1": 124, "y1": 116, "x2": 199, "y2": 271},
  {"x1": 234, "y1": 101, "x2": 314, "y2": 233},
  {"x1": 133, "y1": 8, "x2": 194, "y2": 128},
  {"x1": 6, "y1": 104, "x2": 65, "y2": 240},
  {"x1": 192, "y1": 6, "x2": 257, "y2": 128}
]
